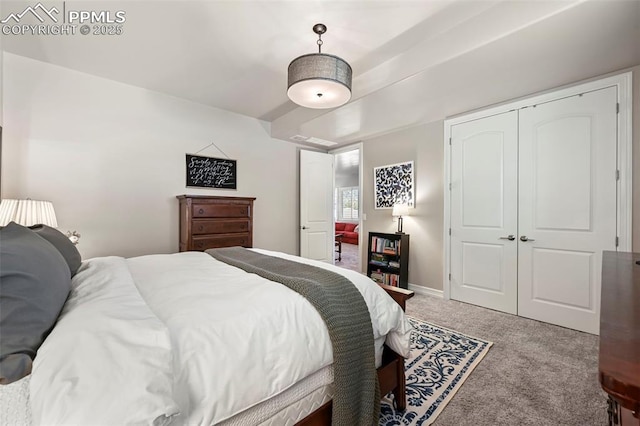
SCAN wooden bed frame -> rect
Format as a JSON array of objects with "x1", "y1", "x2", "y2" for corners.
[{"x1": 296, "y1": 284, "x2": 415, "y2": 426}]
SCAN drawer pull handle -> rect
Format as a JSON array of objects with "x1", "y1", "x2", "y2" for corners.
[{"x1": 198, "y1": 209, "x2": 204, "y2": 214}]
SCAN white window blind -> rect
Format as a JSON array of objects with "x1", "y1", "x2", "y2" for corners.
[{"x1": 337, "y1": 187, "x2": 359, "y2": 220}]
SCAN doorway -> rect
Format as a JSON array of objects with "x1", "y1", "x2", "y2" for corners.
[{"x1": 331, "y1": 145, "x2": 362, "y2": 272}]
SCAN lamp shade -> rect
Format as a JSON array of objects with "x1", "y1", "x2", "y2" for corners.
[
  {"x1": 392, "y1": 204, "x2": 409, "y2": 217},
  {"x1": 287, "y1": 53, "x2": 352, "y2": 109},
  {"x1": 0, "y1": 199, "x2": 58, "y2": 227}
]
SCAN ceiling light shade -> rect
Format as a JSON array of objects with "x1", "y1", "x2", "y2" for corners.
[
  {"x1": 0, "y1": 199, "x2": 58, "y2": 227},
  {"x1": 287, "y1": 24, "x2": 352, "y2": 109}
]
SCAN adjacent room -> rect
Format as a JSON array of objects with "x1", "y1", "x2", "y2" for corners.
[
  {"x1": 1, "y1": 1, "x2": 639, "y2": 425},
  {"x1": 333, "y1": 147, "x2": 361, "y2": 271}
]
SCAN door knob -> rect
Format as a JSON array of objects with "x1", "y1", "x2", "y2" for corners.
[
  {"x1": 499, "y1": 235, "x2": 515, "y2": 241},
  {"x1": 301, "y1": 226, "x2": 308, "y2": 230},
  {"x1": 520, "y1": 236, "x2": 535, "y2": 242}
]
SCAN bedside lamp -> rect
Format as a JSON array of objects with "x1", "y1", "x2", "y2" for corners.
[
  {"x1": 392, "y1": 203, "x2": 409, "y2": 234},
  {"x1": 0, "y1": 199, "x2": 58, "y2": 227},
  {"x1": 0, "y1": 199, "x2": 80, "y2": 245}
]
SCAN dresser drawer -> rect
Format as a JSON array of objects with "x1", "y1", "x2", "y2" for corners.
[
  {"x1": 192, "y1": 204, "x2": 249, "y2": 218},
  {"x1": 191, "y1": 233, "x2": 251, "y2": 251},
  {"x1": 178, "y1": 196, "x2": 255, "y2": 253},
  {"x1": 192, "y1": 219, "x2": 249, "y2": 235}
]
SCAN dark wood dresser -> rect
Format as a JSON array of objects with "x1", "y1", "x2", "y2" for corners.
[
  {"x1": 177, "y1": 195, "x2": 256, "y2": 252},
  {"x1": 599, "y1": 251, "x2": 640, "y2": 425}
]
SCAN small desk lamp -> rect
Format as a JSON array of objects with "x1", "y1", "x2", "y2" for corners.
[{"x1": 392, "y1": 204, "x2": 409, "y2": 234}]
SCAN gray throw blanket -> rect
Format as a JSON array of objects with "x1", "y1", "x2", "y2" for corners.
[{"x1": 206, "y1": 247, "x2": 380, "y2": 426}]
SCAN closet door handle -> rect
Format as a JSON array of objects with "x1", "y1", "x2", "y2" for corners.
[
  {"x1": 520, "y1": 236, "x2": 535, "y2": 242},
  {"x1": 499, "y1": 235, "x2": 515, "y2": 241}
]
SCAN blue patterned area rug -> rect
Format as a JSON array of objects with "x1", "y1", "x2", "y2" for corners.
[{"x1": 379, "y1": 317, "x2": 493, "y2": 425}]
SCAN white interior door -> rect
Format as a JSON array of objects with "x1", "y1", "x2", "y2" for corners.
[
  {"x1": 518, "y1": 87, "x2": 618, "y2": 334},
  {"x1": 300, "y1": 150, "x2": 334, "y2": 262},
  {"x1": 450, "y1": 111, "x2": 518, "y2": 314}
]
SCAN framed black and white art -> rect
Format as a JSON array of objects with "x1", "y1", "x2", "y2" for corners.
[{"x1": 373, "y1": 161, "x2": 414, "y2": 209}]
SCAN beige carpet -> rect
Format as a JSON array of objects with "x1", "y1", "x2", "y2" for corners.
[
  {"x1": 406, "y1": 294, "x2": 607, "y2": 425},
  {"x1": 335, "y1": 242, "x2": 360, "y2": 271}
]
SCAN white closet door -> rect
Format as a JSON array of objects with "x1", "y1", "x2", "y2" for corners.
[
  {"x1": 518, "y1": 87, "x2": 617, "y2": 334},
  {"x1": 450, "y1": 111, "x2": 518, "y2": 314}
]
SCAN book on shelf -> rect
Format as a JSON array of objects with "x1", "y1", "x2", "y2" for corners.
[
  {"x1": 371, "y1": 253, "x2": 386, "y2": 262},
  {"x1": 369, "y1": 253, "x2": 388, "y2": 266},
  {"x1": 370, "y1": 271, "x2": 384, "y2": 283},
  {"x1": 371, "y1": 236, "x2": 401, "y2": 255},
  {"x1": 369, "y1": 269, "x2": 400, "y2": 287},
  {"x1": 388, "y1": 260, "x2": 400, "y2": 269}
]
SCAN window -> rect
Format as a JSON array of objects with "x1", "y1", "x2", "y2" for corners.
[{"x1": 337, "y1": 187, "x2": 359, "y2": 220}]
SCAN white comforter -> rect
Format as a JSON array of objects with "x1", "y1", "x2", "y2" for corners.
[{"x1": 29, "y1": 249, "x2": 412, "y2": 425}]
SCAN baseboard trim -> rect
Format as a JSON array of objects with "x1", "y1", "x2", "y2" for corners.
[{"x1": 408, "y1": 283, "x2": 444, "y2": 299}]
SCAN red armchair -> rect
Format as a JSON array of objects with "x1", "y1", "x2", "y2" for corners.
[{"x1": 335, "y1": 222, "x2": 359, "y2": 245}]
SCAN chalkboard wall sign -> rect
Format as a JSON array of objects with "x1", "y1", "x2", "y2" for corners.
[{"x1": 186, "y1": 154, "x2": 237, "y2": 189}]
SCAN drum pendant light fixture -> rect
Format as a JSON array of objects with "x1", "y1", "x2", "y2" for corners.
[{"x1": 287, "y1": 23, "x2": 352, "y2": 109}]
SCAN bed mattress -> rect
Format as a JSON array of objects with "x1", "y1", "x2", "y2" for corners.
[
  {"x1": 0, "y1": 375, "x2": 31, "y2": 425},
  {"x1": 220, "y1": 365, "x2": 334, "y2": 426},
  {"x1": 0, "y1": 368, "x2": 335, "y2": 426}
]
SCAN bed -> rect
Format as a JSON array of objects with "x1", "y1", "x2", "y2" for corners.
[{"x1": 0, "y1": 222, "x2": 412, "y2": 425}]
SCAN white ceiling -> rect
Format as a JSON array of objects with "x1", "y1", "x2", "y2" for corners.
[{"x1": 3, "y1": 0, "x2": 640, "y2": 147}]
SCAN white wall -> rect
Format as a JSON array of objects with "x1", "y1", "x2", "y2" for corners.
[
  {"x1": 0, "y1": 51, "x2": 3, "y2": 128},
  {"x1": 363, "y1": 122, "x2": 444, "y2": 290},
  {"x1": 0, "y1": 1, "x2": 3, "y2": 128},
  {"x1": 335, "y1": 169, "x2": 358, "y2": 188},
  {"x1": 2, "y1": 53, "x2": 302, "y2": 259},
  {"x1": 335, "y1": 151, "x2": 359, "y2": 188},
  {"x1": 1, "y1": 25, "x2": 4, "y2": 196}
]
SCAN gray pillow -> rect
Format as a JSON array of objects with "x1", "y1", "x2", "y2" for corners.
[
  {"x1": 29, "y1": 224, "x2": 82, "y2": 276},
  {"x1": 0, "y1": 222, "x2": 71, "y2": 384}
]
